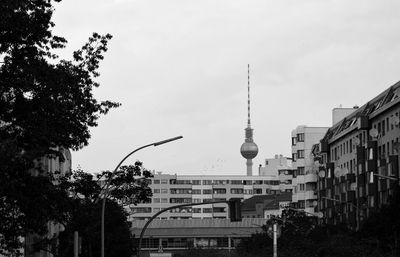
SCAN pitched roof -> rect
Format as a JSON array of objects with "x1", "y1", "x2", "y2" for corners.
[{"x1": 322, "y1": 81, "x2": 400, "y2": 143}]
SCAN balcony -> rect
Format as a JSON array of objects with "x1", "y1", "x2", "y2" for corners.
[
  {"x1": 304, "y1": 173, "x2": 317, "y2": 183},
  {"x1": 293, "y1": 192, "x2": 305, "y2": 202},
  {"x1": 304, "y1": 191, "x2": 317, "y2": 200},
  {"x1": 347, "y1": 191, "x2": 356, "y2": 202}
]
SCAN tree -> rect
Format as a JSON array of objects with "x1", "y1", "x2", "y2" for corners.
[
  {"x1": 0, "y1": 0, "x2": 120, "y2": 253},
  {"x1": 32, "y1": 162, "x2": 153, "y2": 257},
  {"x1": 237, "y1": 205, "x2": 399, "y2": 257},
  {"x1": 236, "y1": 209, "x2": 320, "y2": 257},
  {"x1": 357, "y1": 186, "x2": 400, "y2": 257}
]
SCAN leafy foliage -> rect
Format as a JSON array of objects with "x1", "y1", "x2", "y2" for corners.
[
  {"x1": 0, "y1": 0, "x2": 120, "y2": 253},
  {"x1": 31, "y1": 163, "x2": 153, "y2": 257},
  {"x1": 238, "y1": 196, "x2": 400, "y2": 257}
]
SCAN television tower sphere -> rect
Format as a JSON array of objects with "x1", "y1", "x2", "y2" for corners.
[{"x1": 240, "y1": 141, "x2": 258, "y2": 159}]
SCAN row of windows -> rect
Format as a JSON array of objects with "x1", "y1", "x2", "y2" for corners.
[
  {"x1": 331, "y1": 131, "x2": 367, "y2": 161},
  {"x1": 375, "y1": 111, "x2": 399, "y2": 137},
  {"x1": 377, "y1": 138, "x2": 399, "y2": 159},
  {"x1": 153, "y1": 187, "x2": 280, "y2": 195},
  {"x1": 140, "y1": 237, "x2": 232, "y2": 249},
  {"x1": 131, "y1": 207, "x2": 227, "y2": 214},
  {"x1": 153, "y1": 179, "x2": 279, "y2": 185}
]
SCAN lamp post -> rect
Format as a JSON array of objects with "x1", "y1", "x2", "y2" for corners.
[{"x1": 100, "y1": 136, "x2": 183, "y2": 257}]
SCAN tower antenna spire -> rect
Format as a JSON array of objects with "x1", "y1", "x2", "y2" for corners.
[{"x1": 247, "y1": 64, "x2": 251, "y2": 127}]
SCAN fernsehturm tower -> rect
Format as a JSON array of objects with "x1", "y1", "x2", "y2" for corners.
[{"x1": 240, "y1": 64, "x2": 258, "y2": 176}]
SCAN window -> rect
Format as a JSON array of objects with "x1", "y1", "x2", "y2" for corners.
[
  {"x1": 203, "y1": 189, "x2": 212, "y2": 194},
  {"x1": 192, "y1": 189, "x2": 201, "y2": 194},
  {"x1": 192, "y1": 180, "x2": 201, "y2": 185},
  {"x1": 175, "y1": 180, "x2": 191, "y2": 185},
  {"x1": 299, "y1": 184, "x2": 305, "y2": 191},
  {"x1": 254, "y1": 188, "x2": 262, "y2": 194},
  {"x1": 153, "y1": 180, "x2": 160, "y2": 184},
  {"x1": 231, "y1": 188, "x2": 244, "y2": 194},
  {"x1": 297, "y1": 133, "x2": 305, "y2": 142},
  {"x1": 387, "y1": 117, "x2": 390, "y2": 132},
  {"x1": 161, "y1": 179, "x2": 168, "y2": 184},
  {"x1": 192, "y1": 198, "x2": 202, "y2": 203},
  {"x1": 154, "y1": 198, "x2": 160, "y2": 203},
  {"x1": 292, "y1": 153, "x2": 297, "y2": 161},
  {"x1": 213, "y1": 188, "x2": 226, "y2": 194},
  {"x1": 349, "y1": 139, "x2": 353, "y2": 153},
  {"x1": 161, "y1": 198, "x2": 168, "y2": 203},
  {"x1": 213, "y1": 180, "x2": 228, "y2": 185},
  {"x1": 231, "y1": 180, "x2": 243, "y2": 185},
  {"x1": 297, "y1": 167, "x2": 305, "y2": 175},
  {"x1": 203, "y1": 208, "x2": 213, "y2": 213},
  {"x1": 292, "y1": 137, "x2": 297, "y2": 146},
  {"x1": 213, "y1": 207, "x2": 225, "y2": 213},
  {"x1": 193, "y1": 208, "x2": 201, "y2": 213},
  {"x1": 203, "y1": 199, "x2": 213, "y2": 203},
  {"x1": 161, "y1": 189, "x2": 168, "y2": 194},
  {"x1": 153, "y1": 189, "x2": 160, "y2": 194},
  {"x1": 170, "y1": 198, "x2": 192, "y2": 204},
  {"x1": 203, "y1": 180, "x2": 212, "y2": 185},
  {"x1": 244, "y1": 189, "x2": 253, "y2": 194},
  {"x1": 297, "y1": 150, "x2": 305, "y2": 159},
  {"x1": 170, "y1": 188, "x2": 192, "y2": 194}
]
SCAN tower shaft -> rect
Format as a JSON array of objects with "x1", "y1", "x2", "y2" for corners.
[{"x1": 240, "y1": 64, "x2": 258, "y2": 176}]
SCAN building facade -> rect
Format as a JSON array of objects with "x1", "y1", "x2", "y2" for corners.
[
  {"x1": 316, "y1": 82, "x2": 400, "y2": 229},
  {"x1": 291, "y1": 126, "x2": 329, "y2": 213},
  {"x1": 127, "y1": 173, "x2": 290, "y2": 221},
  {"x1": 259, "y1": 154, "x2": 294, "y2": 193}
]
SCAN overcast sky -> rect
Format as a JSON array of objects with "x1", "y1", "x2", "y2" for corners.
[{"x1": 52, "y1": 0, "x2": 400, "y2": 176}]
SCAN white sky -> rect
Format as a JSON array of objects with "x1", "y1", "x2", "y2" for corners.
[{"x1": 52, "y1": 0, "x2": 400, "y2": 175}]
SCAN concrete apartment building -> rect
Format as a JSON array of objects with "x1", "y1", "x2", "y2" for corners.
[
  {"x1": 259, "y1": 154, "x2": 294, "y2": 193},
  {"x1": 127, "y1": 173, "x2": 289, "y2": 221},
  {"x1": 291, "y1": 126, "x2": 329, "y2": 214},
  {"x1": 316, "y1": 82, "x2": 400, "y2": 229}
]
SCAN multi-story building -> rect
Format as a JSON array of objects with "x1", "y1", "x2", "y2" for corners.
[
  {"x1": 127, "y1": 173, "x2": 287, "y2": 221},
  {"x1": 25, "y1": 147, "x2": 72, "y2": 257},
  {"x1": 291, "y1": 126, "x2": 329, "y2": 214},
  {"x1": 259, "y1": 154, "x2": 294, "y2": 193},
  {"x1": 316, "y1": 81, "x2": 400, "y2": 229}
]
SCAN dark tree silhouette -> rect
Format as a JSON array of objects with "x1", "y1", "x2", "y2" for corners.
[
  {"x1": 31, "y1": 163, "x2": 153, "y2": 257},
  {"x1": 0, "y1": 0, "x2": 119, "y2": 253}
]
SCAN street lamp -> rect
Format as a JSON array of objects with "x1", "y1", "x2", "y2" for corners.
[{"x1": 100, "y1": 136, "x2": 183, "y2": 257}]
